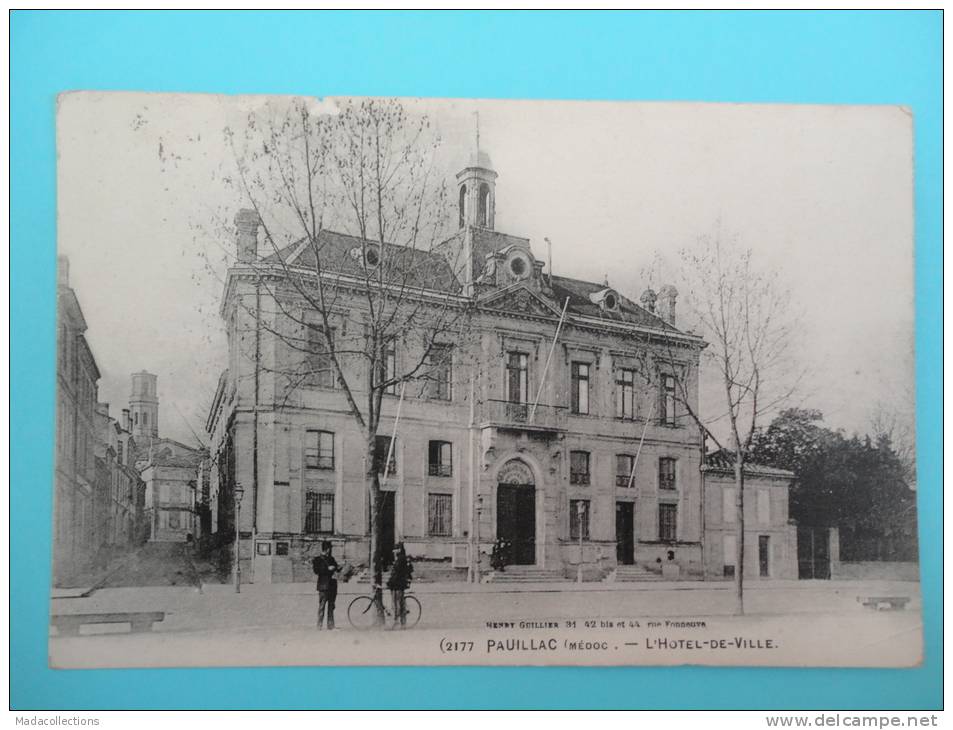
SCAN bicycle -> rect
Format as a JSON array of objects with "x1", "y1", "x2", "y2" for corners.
[{"x1": 347, "y1": 584, "x2": 421, "y2": 630}]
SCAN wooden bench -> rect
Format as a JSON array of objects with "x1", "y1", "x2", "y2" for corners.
[
  {"x1": 857, "y1": 596, "x2": 910, "y2": 611},
  {"x1": 51, "y1": 611, "x2": 166, "y2": 636}
]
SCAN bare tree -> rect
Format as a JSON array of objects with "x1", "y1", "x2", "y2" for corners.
[
  {"x1": 641, "y1": 228, "x2": 800, "y2": 615},
  {"x1": 214, "y1": 98, "x2": 472, "y2": 618}
]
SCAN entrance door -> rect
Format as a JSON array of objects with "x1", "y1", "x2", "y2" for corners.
[
  {"x1": 377, "y1": 491, "x2": 396, "y2": 569},
  {"x1": 497, "y1": 484, "x2": 535, "y2": 565},
  {"x1": 758, "y1": 535, "x2": 770, "y2": 577},
  {"x1": 615, "y1": 502, "x2": 635, "y2": 565}
]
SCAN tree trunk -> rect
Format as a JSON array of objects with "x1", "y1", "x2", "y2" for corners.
[
  {"x1": 734, "y1": 453, "x2": 746, "y2": 616},
  {"x1": 367, "y1": 434, "x2": 385, "y2": 625}
]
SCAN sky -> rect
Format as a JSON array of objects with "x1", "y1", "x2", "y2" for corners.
[{"x1": 57, "y1": 93, "x2": 915, "y2": 447}]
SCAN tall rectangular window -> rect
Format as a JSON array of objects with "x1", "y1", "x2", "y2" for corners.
[
  {"x1": 306, "y1": 322, "x2": 335, "y2": 388},
  {"x1": 723, "y1": 533, "x2": 737, "y2": 577},
  {"x1": 570, "y1": 450, "x2": 590, "y2": 485},
  {"x1": 660, "y1": 374, "x2": 677, "y2": 426},
  {"x1": 428, "y1": 493, "x2": 453, "y2": 536},
  {"x1": 571, "y1": 362, "x2": 590, "y2": 414},
  {"x1": 658, "y1": 503, "x2": 677, "y2": 542},
  {"x1": 723, "y1": 488, "x2": 736, "y2": 523},
  {"x1": 505, "y1": 351, "x2": 529, "y2": 404},
  {"x1": 658, "y1": 457, "x2": 677, "y2": 490},
  {"x1": 382, "y1": 347, "x2": 397, "y2": 395},
  {"x1": 304, "y1": 492, "x2": 334, "y2": 534},
  {"x1": 167, "y1": 510, "x2": 180, "y2": 529},
  {"x1": 305, "y1": 430, "x2": 335, "y2": 470},
  {"x1": 424, "y1": 344, "x2": 452, "y2": 401},
  {"x1": 117, "y1": 440, "x2": 124, "y2": 466},
  {"x1": 616, "y1": 367, "x2": 636, "y2": 419},
  {"x1": 616, "y1": 454, "x2": 635, "y2": 487},
  {"x1": 374, "y1": 435, "x2": 397, "y2": 477},
  {"x1": 428, "y1": 440, "x2": 453, "y2": 477},
  {"x1": 757, "y1": 489, "x2": 770, "y2": 525},
  {"x1": 569, "y1": 499, "x2": 590, "y2": 540}
]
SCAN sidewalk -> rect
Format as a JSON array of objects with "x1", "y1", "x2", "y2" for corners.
[{"x1": 200, "y1": 576, "x2": 920, "y2": 596}]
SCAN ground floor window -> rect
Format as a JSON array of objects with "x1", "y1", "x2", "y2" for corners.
[
  {"x1": 305, "y1": 492, "x2": 334, "y2": 534},
  {"x1": 428, "y1": 493, "x2": 453, "y2": 536},
  {"x1": 167, "y1": 510, "x2": 180, "y2": 529},
  {"x1": 658, "y1": 503, "x2": 677, "y2": 542},
  {"x1": 723, "y1": 533, "x2": 737, "y2": 577},
  {"x1": 569, "y1": 499, "x2": 590, "y2": 540},
  {"x1": 616, "y1": 454, "x2": 635, "y2": 487}
]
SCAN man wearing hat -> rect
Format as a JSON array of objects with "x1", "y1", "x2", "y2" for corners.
[{"x1": 312, "y1": 540, "x2": 342, "y2": 630}]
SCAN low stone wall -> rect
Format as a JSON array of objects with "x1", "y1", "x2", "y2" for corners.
[{"x1": 833, "y1": 561, "x2": 920, "y2": 581}]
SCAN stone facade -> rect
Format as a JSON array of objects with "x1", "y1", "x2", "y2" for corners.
[
  {"x1": 54, "y1": 257, "x2": 104, "y2": 584},
  {"x1": 701, "y1": 455, "x2": 798, "y2": 580},
  {"x1": 206, "y1": 149, "x2": 726, "y2": 585}
]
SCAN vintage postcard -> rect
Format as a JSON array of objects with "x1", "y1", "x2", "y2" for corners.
[{"x1": 50, "y1": 93, "x2": 920, "y2": 668}]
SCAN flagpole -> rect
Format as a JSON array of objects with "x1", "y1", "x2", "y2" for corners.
[
  {"x1": 530, "y1": 297, "x2": 570, "y2": 422},
  {"x1": 627, "y1": 398, "x2": 657, "y2": 490}
]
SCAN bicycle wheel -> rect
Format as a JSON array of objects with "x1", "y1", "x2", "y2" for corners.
[
  {"x1": 403, "y1": 595, "x2": 421, "y2": 628},
  {"x1": 347, "y1": 595, "x2": 379, "y2": 630}
]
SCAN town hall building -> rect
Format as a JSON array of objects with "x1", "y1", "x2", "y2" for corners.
[{"x1": 206, "y1": 147, "x2": 797, "y2": 584}]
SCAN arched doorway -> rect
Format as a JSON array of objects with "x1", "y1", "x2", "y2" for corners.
[{"x1": 496, "y1": 459, "x2": 536, "y2": 565}]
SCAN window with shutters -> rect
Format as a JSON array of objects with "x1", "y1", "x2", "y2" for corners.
[
  {"x1": 428, "y1": 440, "x2": 452, "y2": 477},
  {"x1": 505, "y1": 351, "x2": 529, "y2": 404},
  {"x1": 569, "y1": 499, "x2": 590, "y2": 540},
  {"x1": 723, "y1": 533, "x2": 737, "y2": 577},
  {"x1": 423, "y1": 344, "x2": 452, "y2": 401},
  {"x1": 381, "y1": 347, "x2": 397, "y2": 395},
  {"x1": 658, "y1": 503, "x2": 677, "y2": 542},
  {"x1": 305, "y1": 430, "x2": 335, "y2": 470},
  {"x1": 658, "y1": 457, "x2": 677, "y2": 490},
  {"x1": 616, "y1": 454, "x2": 635, "y2": 487},
  {"x1": 571, "y1": 362, "x2": 590, "y2": 414},
  {"x1": 660, "y1": 374, "x2": 677, "y2": 426},
  {"x1": 616, "y1": 367, "x2": 636, "y2": 419},
  {"x1": 428, "y1": 493, "x2": 453, "y2": 536},
  {"x1": 304, "y1": 492, "x2": 334, "y2": 534},
  {"x1": 757, "y1": 489, "x2": 770, "y2": 525},
  {"x1": 723, "y1": 488, "x2": 736, "y2": 523},
  {"x1": 306, "y1": 322, "x2": 336, "y2": 388},
  {"x1": 374, "y1": 435, "x2": 397, "y2": 477},
  {"x1": 570, "y1": 450, "x2": 590, "y2": 485}
]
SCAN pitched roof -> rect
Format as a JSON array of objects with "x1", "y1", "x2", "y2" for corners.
[
  {"x1": 704, "y1": 450, "x2": 795, "y2": 478},
  {"x1": 263, "y1": 229, "x2": 462, "y2": 293},
  {"x1": 550, "y1": 275, "x2": 678, "y2": 331}
]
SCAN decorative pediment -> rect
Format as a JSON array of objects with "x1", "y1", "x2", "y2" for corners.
[{"x1": 479, "y1": 285, "x2": 560, "y2": 319}]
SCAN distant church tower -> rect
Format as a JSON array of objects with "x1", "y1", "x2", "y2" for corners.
[
  {"x1": 456, "y1": 119, "x2": 497, "y2": 230},
  {"x1": 129, "y1": 371, "x2": 159, "y2": 441}
]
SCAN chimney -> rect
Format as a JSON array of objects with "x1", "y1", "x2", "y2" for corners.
[
  {"x1": 234, "y1": 209, "x2": 262, "y2": 263},
  {"x1": 122, "y1": 408, "x2": 131, "y2": 431},
  {"x1": 640, "y1": 288, "x2": 657, "y2": 314},
  {"x1": 58, "y1": 256, "x2": 70, "y2": 288},
  {"x1": 658, "y1": 285, "x2": 678, "y2": 325}
]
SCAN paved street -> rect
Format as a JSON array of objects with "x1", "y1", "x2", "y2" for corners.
[
  {"x1": 48, "y1": 578, "x2": 923, "y2": 669},
  {"x1": 99, "y1": 542, "x2": 203, "y2": 588}
]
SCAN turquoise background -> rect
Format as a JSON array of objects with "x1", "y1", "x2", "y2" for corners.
[{"x1": 11, "y1": 10, "x2": 942, "y2": 709}]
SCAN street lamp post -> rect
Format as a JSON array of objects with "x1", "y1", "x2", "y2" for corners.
[
  {"x1": 234, "y1": 483, "x2": 244, "y2": 594},
  {"x1": 474, "y1": 495, "x2": 484, "y2": 583},
  {"x1": 576, "y1": 500, "x2": 585, "y2": 584}
]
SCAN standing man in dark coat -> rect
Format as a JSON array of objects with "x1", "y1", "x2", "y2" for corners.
[
  {"x1": 386, "y1": 542, "x2": 414, "y2": 629},
  {"x1": 312, "y1": 540, "x2": 341, "y2": 630}
]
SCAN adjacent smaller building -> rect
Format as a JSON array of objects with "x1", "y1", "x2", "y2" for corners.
[{"x1": 702, "y1": 451, "x2": 798, "y2": 580}]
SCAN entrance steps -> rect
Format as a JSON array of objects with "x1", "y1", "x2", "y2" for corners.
[
  {"x1": 487, "y1": 566, "x2": 567, "y2": 583},
  {"x1": 610, "y1": 565, "x2": 664, "y2": 582}
]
